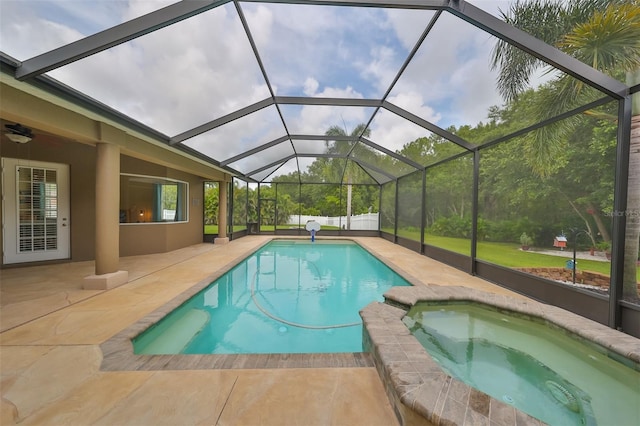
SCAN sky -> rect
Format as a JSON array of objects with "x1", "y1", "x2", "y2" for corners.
[{"x1": 0, "y1": 0, "x2": 553, "y2": 179}]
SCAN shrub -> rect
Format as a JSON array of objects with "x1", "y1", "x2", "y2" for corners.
[
  {"x1": 429, "y1": 216, "x2": 472, "y2": 238},
  {"x1": 520, "y1": 232, "x2": 533, "y2": 247}
]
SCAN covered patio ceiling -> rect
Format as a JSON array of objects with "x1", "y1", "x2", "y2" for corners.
[{"x1": 0, "y1": 0, "x2": 629, "y2": 184}]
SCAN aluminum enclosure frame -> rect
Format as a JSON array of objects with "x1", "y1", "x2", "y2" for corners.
[
  {"x1": 2, "y1": 0, "x2": 636, "y2": 334},
  {"x1": 10, "y1": 0, "x2": 628, "y2": 186}
]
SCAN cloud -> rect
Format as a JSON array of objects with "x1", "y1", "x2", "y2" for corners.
[
  {"x1": 227, "y1": 140, "x2": 295, "y2": 175},
  {"x1": 387, "y1": 92, "x2": 442, "y2": 124},
  {"x1": 45, "y1": 2, "x2": 271, "y2": 136},
  {"x1": 123, "y1": 0, "x2": 177, "y2": 21},
  {"x1": 370, "y1": 95, "x2": 441, "y2": 152},
  {"x1": 303, "y1": 77, "x2": 319, "y2": 96},
  {"x1": 360, "y1": 45, "x2": 400, "y2": 95},
  {"x1": 242, "y1": 4, "x2": 274, "y2": 62},
  {"x1": 0, "y1": 4, "x2": 84, "y2": 58},
  {"x1": 467, "y1": 0, "x2": 521, "y2": 17},
  {"x1": 185, "y1": 105, "x2": 287, "y2": 167},
  {"x1": 243, "y1": 3, "x2": 348, "y2": 96},
  {"x1": 385, "y1": 8, "x2": 437, "y2": 50},
  {"x1": 387, "y1": 10, "x2": 506, "y2": 129},
  {"x1": 0, "y1": 0, "x2": 170, "y2": 58},
  {"x1": 243, "y1": 2, "x2": 417, "y2": 99},
  {"x1": 295, "y1": 103, "x2": 370, "y2": 135},
  {"x1": 448, "y1": 54, "x2": 502, "y2": 125},
  {"x1": 283, "y1": 80, "x2": 370, "y2": 135}
]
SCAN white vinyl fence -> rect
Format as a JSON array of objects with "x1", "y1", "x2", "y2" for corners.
[{"x1": 286, "y1": 213, "x2": 379, "y2": 230}]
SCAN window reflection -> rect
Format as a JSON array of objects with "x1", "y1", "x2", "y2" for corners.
[{"x1": 120, "y1": 174, "x2": 188, "y2": 224}]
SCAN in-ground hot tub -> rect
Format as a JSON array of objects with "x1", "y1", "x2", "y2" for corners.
[{"x1": 360, "y1": 286, "x2": 640, "y2": 426}]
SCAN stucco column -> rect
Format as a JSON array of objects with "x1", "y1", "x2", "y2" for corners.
[
  {"x1": 84, "y1": 141, "x2": 129, "y2": 289},
  {"x1": 215, "y1": 179, "x2": 229, "y2": 244}
]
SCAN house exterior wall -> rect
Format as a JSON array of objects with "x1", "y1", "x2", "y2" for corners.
[
  {"x1": 1, "y1": 78, "x2": 226, "y2": 268},
  {"x1": 119, "y1": 155, "x2": 205, "y2": 256},
  {"x1": 1, "y1": 137, "x2": 97, "y2": 263},
  {"x1": 1, "y1": 138, "x2": 207, "y2": 266}
]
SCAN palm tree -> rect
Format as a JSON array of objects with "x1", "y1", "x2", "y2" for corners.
[
  {"x1": 325, "y1": 123, "x2": 371, "y2": 229},
  {"x1": 492, "y1": 0, "x2": 640, "y2": 299}
]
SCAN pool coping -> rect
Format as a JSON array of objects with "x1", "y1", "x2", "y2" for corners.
[
  {"x1": 361, "y1": 285, "x2": 640, "y2": 426},
  {"x1": 100, "y1": 237, "x2": 409, "y2": 371}
]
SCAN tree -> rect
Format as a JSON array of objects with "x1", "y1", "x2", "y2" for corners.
[
  {"x1": 399, "y1": 132, "x2": 474, "y2": 229},
  {"x1": 231, "y1": 181, "x2": 250, "y2": 228},
  {"x1": 204, "y1": 182, "x2": 218, "y2": 225},
  {"x1": 492, "y1": 0, "x2": 640, "y2": 299},
  {"x1": 325, "y1": 123, "x2": 371, "y2": 229}
]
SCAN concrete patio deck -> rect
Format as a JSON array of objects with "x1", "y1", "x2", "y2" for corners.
[{"x1": 1, "y1": 236, "x2": 525, "y2": 425}]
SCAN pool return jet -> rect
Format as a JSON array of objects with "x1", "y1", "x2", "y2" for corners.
[{"x1": 305, "y1": 220, "x2": 321, "y2": 242}]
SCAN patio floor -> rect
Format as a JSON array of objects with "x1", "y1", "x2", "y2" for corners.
[{"x1": 1, "y1": 236, "x2": 526, "y2": 425}]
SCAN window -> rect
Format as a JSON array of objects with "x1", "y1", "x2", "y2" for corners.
[{"x1": 120, "y1": 174, "x2": 188, "y2": 224}]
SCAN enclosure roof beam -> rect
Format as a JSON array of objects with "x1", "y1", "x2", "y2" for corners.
[
  {"x1": 423, "y1": 149, "x2": 473, "y2": 170},
  {"x1": 235, "y1": 1, "x2": 293, "y2": 141},
  {"x1": 357, "y1": 165, "x2": 386, "y2": 186},
  {"x1": 171, "y1": 143, "x2": 240, "y2": 174},
  {"x1": 221, "y1": 136, "x2": 290, "y2": 166},
  {"x1": 356, "y1": 6, "x2": 442, "y2": 160},
  {"x1": 245, "y1": 155, "x2": 295, "y2": 179},
  {"x1": 446, "y1": 0, "x2": 628, "y2": 99},
  {"x1": 359, "y1": 137, "x2": 424, "y2": 170},
  {"x1": 231, "y1": 175, "x2": 258, "y2": 184},
  {"x1": 290, "y1": 134, "x2": 358, "y2": 141},
  {"x1": 297, "y1": 153, "x2": 348, "y2": 159},
  {"x1": 479, "y1": 96, "x2": 613, "y2": 151},
  {"x1": 170, "y1": 98, "x2": 274, "y2": 144},
  {"x1": 349, "y1": 157, "x2": 397, "y2": 182},
  {"x1": 380, "y1": 10, "x2": 440, "y2": 102},
  {"x1": 275, "y1": 96, "x2": 383, "y2": 108},
  {"x1": 240, "y1": 0, "x2": 448, "y2": 10},
  {"x1": 1, "y1": 54, "x2": 172, "y2": 144},
  {"x1": 15, "y1": 0, "x2": 231, "y2": 80},
  {"x1": 382, "y1": 101, "x2": 475, "y2": 151}
]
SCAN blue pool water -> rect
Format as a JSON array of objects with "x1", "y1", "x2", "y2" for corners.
[
  {"x1": 134, "y1": 240, "x2": 410, "y2": 354},
  {"x1": 404, "y1": 303, "x2": 640, "y2": 426}
]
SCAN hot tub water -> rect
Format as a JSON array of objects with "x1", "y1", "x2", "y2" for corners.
[{"x1": 404, "y1": 303, "x2": 640, "y2": 425}]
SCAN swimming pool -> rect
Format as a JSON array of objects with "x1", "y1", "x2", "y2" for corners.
[{"x1": 134, "y1": 240, "x2": 411, "y2": 354}]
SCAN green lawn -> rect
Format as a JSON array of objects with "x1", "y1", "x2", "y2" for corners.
[
  {"x1": 477, "y1": 241, "x2": 615, "y2": 276},
  {"x1": 204, "y1": 225, "x2": 247, "y2": 234},
  {"x1": 206, "y1": 226, "x2": 637, "y2": 280},
  {"x1": 395, "y1": 230, "x2": 632, "y2": 279}
]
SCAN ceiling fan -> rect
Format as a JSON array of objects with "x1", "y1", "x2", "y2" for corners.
[
  {"x1": 3, "y1": 122, "x2": 70, "y2": 148},
  {"x1": 4, "y1": 123, "x2": 33, "y2": 144}
]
